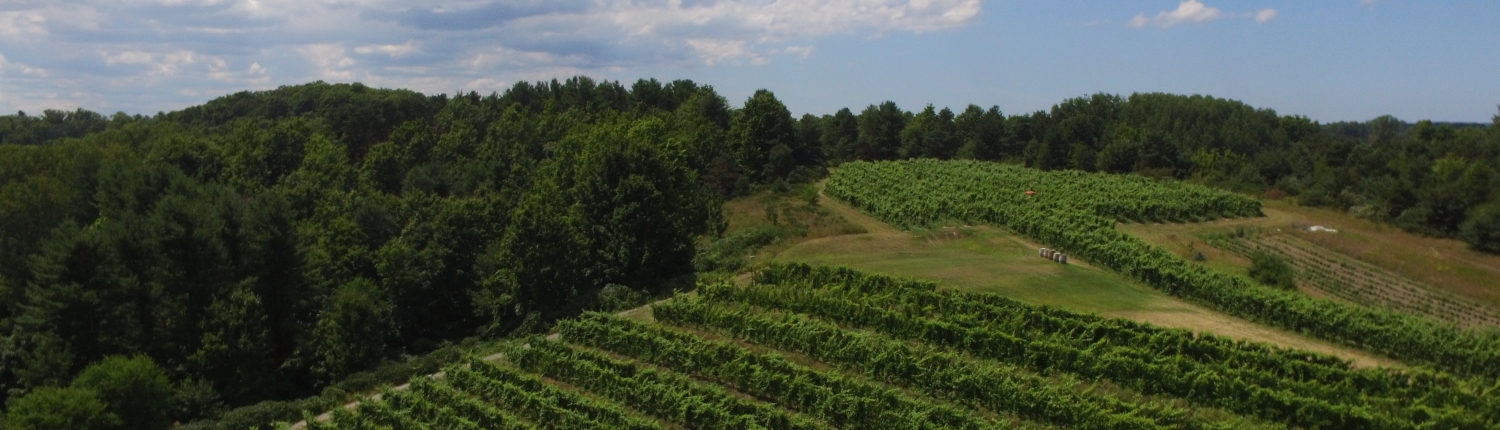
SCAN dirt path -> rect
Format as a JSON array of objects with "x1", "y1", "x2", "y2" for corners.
[{"x1": 811, "y1": 179, "x2": 902, "y2": 236}]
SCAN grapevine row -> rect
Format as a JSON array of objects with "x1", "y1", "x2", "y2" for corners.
[
  {"x1": 651, "y1": 296, "x2": 1227, "y2": 429},
  {"x1": 507, "y1": 339, "x2": 831, "y2": 430},
  {"x1": 698, "y1": 280, "x2": 1495, "y2": 428},
  {"x1": 445, "y1": 363, "x2": 658, "y2": 430},
  {"x1": 825, "y1": 160, "x2": 1500, "y2": 379},
  {"x1": 755, "y1": 263, "x2": 1492, "y2": 414},
  {"x1": 557, "y1": 314, "x2": 1012, "y2": 430}
]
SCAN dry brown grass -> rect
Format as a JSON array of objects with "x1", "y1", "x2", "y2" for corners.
[{"x1": 1122, "y1": 200, "x2": 1500, "y2": 312}]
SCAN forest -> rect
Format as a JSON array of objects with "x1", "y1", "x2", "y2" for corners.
[{"x1": 1, "y1": 77, "x2": 1498, "y2": 427}]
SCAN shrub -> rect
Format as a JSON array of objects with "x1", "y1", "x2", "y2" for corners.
[
  {"x1": 1247, "y1": 250, "x2": 1296, "y2": 289},
  {"x1": 1460, "y1": 201, "x2": 1500, "y2": 254},
  {"x1": 71, "y1": 355, "x2": 174, "y2": 430},
  {"x1": 3, "y1": 387, "x2": 120, "y2": 430}
]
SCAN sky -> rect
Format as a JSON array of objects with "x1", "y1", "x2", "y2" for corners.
[{"x1": 1, "y1": 0, "x2": 1497, "y2": 123}]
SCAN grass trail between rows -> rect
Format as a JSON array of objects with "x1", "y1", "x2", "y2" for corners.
[{"x1": 772, "y1": 182, "x2": 1400, "y2": 368}]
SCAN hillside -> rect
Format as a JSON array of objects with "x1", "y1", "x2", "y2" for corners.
[
  {"x1": 1122, "y1": 200, "x2": 1500, "y2": 326},
  {"x1": 304, "y1": 265, "x2": 1498, "y2": 430},
  {"x1": 774, "y1": 181, "x2": 1398, "y2": 367}
]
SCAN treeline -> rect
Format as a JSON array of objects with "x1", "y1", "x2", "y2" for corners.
[
  {"x1": 0, "y1": 78, "x2": 826, "y2": 424},
  {"x1": 0, "y1": 109, "x2": 131, "y2": 145},
  {"x1": 799, "y1": 94, "x2": 1500, "y2": 251},
  {"x1": 17, "y1": 87, "x2": 1500, "y2": 252}
]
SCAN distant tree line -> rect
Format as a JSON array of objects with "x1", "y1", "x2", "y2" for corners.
[
  {"x1": 2, "y1": 78, "x2": 1498, "y2": 427},
  {"x1": 796, "y1": 94, "x2": 1500, "y2": 252}
]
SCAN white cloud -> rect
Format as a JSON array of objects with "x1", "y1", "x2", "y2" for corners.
[
  {"x1": 104, "y1": 51, "x2": 155, "y2": 66},
  {"x1": 0, "y1": 53, "x2": 48, "y2": 77},
  {"x1": 1129, "y1": 0, "x2": 1224, "y2": 29},
  {"x1": 0, "y1": 10, "x2": 50, "y2": 37},
  {"x1": 782, "y1": 45, "x2": 816, "y2": 60},
  {"x1": 298, "y1": 44, "x2": 356, "y2": 80},
  {"x1": 1255, "y1": 9, "x2": 1278, "y2": 24},
  {"x1": 0, "y1": 0, "x2": 983, "y2": 114},
  {"x1": 1129, "y1": 1, "x2": 1279, "y2": 29},
  {"x1": 355, "y1": 41, "x2": 419, "y2": 58},
  {"x1": 686, "y1": 39, "x2": 758, "y2": 66}
]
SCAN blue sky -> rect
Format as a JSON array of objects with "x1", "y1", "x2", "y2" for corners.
[{"x1": 1, "y1": 0, "x2": 1496, "y2": 122}]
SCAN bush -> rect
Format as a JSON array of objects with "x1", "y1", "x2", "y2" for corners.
[
  {"x1": 3, "y1": 387, "x2": 120, "y2": 430},
  {"x1": 175, "y1": 341, "x2": 469, "y2": 430},
  {"x1": 693, "y1": 225, "x2": 785, "y2": 273},
  {"x1": 1460, "y1": 201, "x2": 1500, "y2": 254},
  {"x1": 173, "y1": 379, "x2": 225, "y2": 423},
  {"x1": 71, "y1": 355, "x2": 175, "y2": 430},
  {"x1": 595, "y1": 284, "x2": 649, "y2": 312},
  {"x1": 1247, "y1": 250, "x2": 1296, "y2": 289}
]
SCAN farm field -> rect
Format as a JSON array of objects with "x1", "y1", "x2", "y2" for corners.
[
  {"x1": 821, "y1": 160, "x2": 1500, "y2": 379},
  {"x1": 299, "y1": 265, "x2": 1500, "y2": 429},
  {"x1": 1120, "y1": 200, "x2": 1500, "y2": 311},
  {"x1": 307, "y1": 265, "x2": 1499, "y2": 430},
  {"x1": 1206, "y1": 229, "x2": 1500, "y2": 329},
  {"x1": 773, "y1": 185, "x2": 1399, "y2": 367}
]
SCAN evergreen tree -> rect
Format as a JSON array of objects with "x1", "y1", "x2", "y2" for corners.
[
  {"x1": 731, "y1": 90, "x2": 799, "y2": 184},
  {"x1": 821, "y1": 108, "x2": 859, "y2": 163},
  {"x1": 855, "y1": 101, "x2": 905, "y2": 161}
]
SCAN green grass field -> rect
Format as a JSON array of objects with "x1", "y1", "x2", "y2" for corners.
[{"x1": 776, "y1": 226, "x2": 1169, "y2": 313}]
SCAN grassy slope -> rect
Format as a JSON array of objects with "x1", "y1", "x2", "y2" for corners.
[
  {"x1": 1120, "y1": 199, "x2": 1500, "y2": 310},
  {"x1": 762, "y1": 182, "x2": 1399, "y2": 368}
]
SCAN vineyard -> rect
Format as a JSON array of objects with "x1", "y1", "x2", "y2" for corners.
[
  {"x1": 823, "y1": 160, "x2": 1500, "y2": 379},
  {"x1": 1206, "y1": 228, "x2": 1500, "y2": 329},
  {"x1": 306, "y1": 264, "x2": 1498, "y2": 429}
]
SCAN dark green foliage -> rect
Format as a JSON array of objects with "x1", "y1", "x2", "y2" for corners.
[
  {"x1": 2, "y1": 387, "x2": 119, "y2": 430},
  {"x1": 1460, "y1": 202, "x2": 1500, "y2": 253},
  {"x1": 953, "y1": 105, "x2": 1008, "y2": 160},
  {"x1": 732, "y1": 90, "x2": 802, "y2": 184},
  {"x1": 1247, "y1": 251, "x2": 1296, "y2": 289},
  {"x1": 899, "y1": 105, "x2": 959, "y2": 159},
  {"x1": 0, "y1": 78, "x2": 744, "y2": 422},
  {"x1": 310, "y1": 278, "x2": 395, "y2": 382},
  {"x1": 171, "y1": 379, "x2": 224, "y2": 423},
  {"x1": 693, "y1": 225, "x2": 785, "y2": 273},
  {"x1": 477, "y1": 118, "x2": 711, "y2": 332},
  {"x1": 854, "y1": 101, "x2": 906, "y2": 161},
  {"x1": 71, "y1": 355, "x2": 175, "y2": 430},
  {"x1": 820, "y1": 108, "x2": 859, "y2": 164},
  {"x1": 0, "y1": 109, "x2": 120, "y2": 146}
]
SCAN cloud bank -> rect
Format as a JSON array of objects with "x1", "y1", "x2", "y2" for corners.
[{"x1": 0, "y1": 0, "x2": 981, "y2": 113}]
